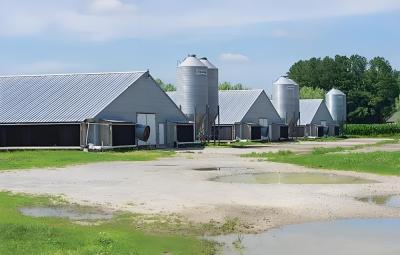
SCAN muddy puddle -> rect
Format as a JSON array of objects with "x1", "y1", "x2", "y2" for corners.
[
  {"x1": 212, "y1": 219, "x2": 400, "y2": 255},
  {"x1": 358, "y1": 195, "x2": 400, "y2": 208},
  {"x1": 19, "y1": 206, "x2": 113, "y2": 221},
  {"x1": 211, "y1": 172, "x2": 376, "y2": 184},
  {"x1": 193, "y1": 167, "x2": 253, "y2": 171}
]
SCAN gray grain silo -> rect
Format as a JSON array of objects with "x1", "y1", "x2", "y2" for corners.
[
  {"x1": 326, "y1": 88, "x2": 347, "y2": 124},
  {"x1": 176, "y1": 55, "x2": 209, "y2": 136},
  {"x1": 273, "y1": 76, "x2": 300, "y2": 135},
  {"x1": 199, "y1": 57, "x2": 219, "y2": 125}
]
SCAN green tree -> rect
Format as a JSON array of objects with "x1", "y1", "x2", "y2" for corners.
[
  {"x1": 219, "y1": 82, "x2": 249, "y2": 90},
  {"x1": 300, "y1": 86, "x2": 325, "y2": 99},
  {"x1": 288, "y1": 55, "x2": 399, "y2": 123},
  {"x1": 155, "y1": 78, "x2": 176, "y2": 92}
]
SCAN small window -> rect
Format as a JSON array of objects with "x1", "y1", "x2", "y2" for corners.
[{"x1": 321, "y1": 121, "x2": 327, "y2": 127}]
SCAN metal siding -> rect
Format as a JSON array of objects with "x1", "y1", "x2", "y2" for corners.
[
  {"x1": 0, "y1": 72, "x2": 145, "y2": 123},
  {"x1": 326, "y1": 88, "x2": 347, "y2": 124},
  {"x1": 242, "y1": 91, "x2": 282, "y2": 124},
  {"x1": 176, "y1": 56, "x2": 208, "y2": 126},
  {"x1": 217, "y1": 90, "x2": 262, "y2": 124},
  {"x1": 96, "y1": 75, "x2": 188, "y2": 145},
  {"x1": 199, "y1": 58, "x2": 219, "y2": 121},
  {"x1": 272, "y1": 77, "x2": 300, "y2": 125},
  {"x1": 299, "y1": 99, "x2": 333, "y2": 126}
]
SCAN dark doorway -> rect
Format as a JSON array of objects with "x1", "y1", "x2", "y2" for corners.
[
  {"x1": 177, "y1": 125, "x2": 194, "y2": 142},
  {"x1": 112, "y1": 125, "x2": 135, "y2": 146},
  {"x1": 251, "y1": 126, "x2": 262, "y2": 140},
  {"x1": 0, "y1": 124, "x2": 80, "y2": 147},
  {"x1": 280, "y1": 126, "x2": 289, "y2": 139},
  {"x1": 317, "y1": 126, "x2": 324, "y2": 137}
]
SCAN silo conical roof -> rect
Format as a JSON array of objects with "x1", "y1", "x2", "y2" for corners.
[
  {"x1": 327, "y1": 88, "x2": 345, "y2": 95},
  {"x1": 199, "y1": 57, "x2": 217, "y2": 69},
  {"x1": 273, "y1": 76, "x2": 298, "y2": 86},
  {"x1": 179, "y1": 55, "x2": 206, "y2": 67}
]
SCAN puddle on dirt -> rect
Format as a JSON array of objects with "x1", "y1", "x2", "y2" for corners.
[
  {"x1": 19, "y1": 206, "x2": 113, "y2": 221},
  {"x1": 212, "y1": 219, "x2": 400, "y2": 255},
  {"x1": 193, "y1": 167, "x2": 254, "y2": 171},
  {"x1": 358, "y1": 195, "x2": 400, "y2": 208},
  {"x1": 211, "y1": 172, "x2": 376, "y2": 184},
  {"x1": 194, "y1": 167, "x2": 221, "y2": 171}
]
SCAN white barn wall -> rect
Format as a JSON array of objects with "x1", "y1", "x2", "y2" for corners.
[
  {"x1": 95, "y1": 75, "x2": 188, "y2": 146},
  {"x1": 311, "y1": 103, "x2": 334, "y2": 125},
  {"x1": 242, "y1": 91, "x2": 282, "y2": 125}
]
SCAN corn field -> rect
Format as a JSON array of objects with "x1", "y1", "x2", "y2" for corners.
[{"x1": 344, "y1": 124, "x2": 400, "y2": 136}]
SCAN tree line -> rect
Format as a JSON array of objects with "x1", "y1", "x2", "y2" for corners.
[
  {"x1": 156, "y1": 79, "x2": 248, "y2": 91},
  {"x1": 288, "y1": 55, "x2": 400, "y2": 123}
]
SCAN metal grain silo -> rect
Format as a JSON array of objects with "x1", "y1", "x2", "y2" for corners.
[
  {"x1": 273, "y1": 76, "x2": 300, "y2": 127},
  {"x1": 326, "y1": 88, "x2": 347, "y2": 124},
  {"x1": 176, "y1": 55, "x2": 209, "y2": 135},
  {"x1": 199, "y1": 57, "x2": 219, "y2": 122}
]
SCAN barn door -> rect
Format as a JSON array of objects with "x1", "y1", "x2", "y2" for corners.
[
  {"x1": 158, "y1": 123, "x2": 165, "y2": 145},
  {"x1": 137, "y1": 113, "x2": 156, "y2": 146}
]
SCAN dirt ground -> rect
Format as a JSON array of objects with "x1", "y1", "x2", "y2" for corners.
[{"x1": 1, "y1": 138, "x2": 400, "y2": 233}]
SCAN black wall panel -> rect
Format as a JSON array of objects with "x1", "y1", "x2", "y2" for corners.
[
  {"x1": 0, "y1": 124, "x2": 80, "y2": 147},
  {"x1": 112, "y1": 125, "x2": 135, "y2": 146},
  {"x1": 177, "y1": 125, "x2": 194, "y2": 142},
  {"x1": 251, "y1": 126, "x2": 262, "y2": 140}
]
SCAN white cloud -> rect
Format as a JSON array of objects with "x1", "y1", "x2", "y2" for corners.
[
  {"x1": 0, "y1": 0, "x2": 399, "y2": 40},
  {"x1": 219, "y1": 53, "x2": 250, "y2": 63}
]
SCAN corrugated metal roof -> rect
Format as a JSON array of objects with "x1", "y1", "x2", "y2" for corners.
[
  {"x1": 168, "y1": 90, "x2": 264, "y2": 125},
  {"x1": 299, "y1": 99, "x2": 323, "y2": 125},
  {"x1": 0, "y1": 71, "x2": 146, "y2": 123},
  {"x1": 218, "y1": 90, "x2": 264, "y2": 124},
  {"x1": 166, "y1": 91, "x2": 181, "y2": 107}
]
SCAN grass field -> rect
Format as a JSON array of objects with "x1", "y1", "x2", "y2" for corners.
[
  {"x1": 244, "y1": 148, "x2": 400, "y2": 176},
  {"x1": 0, "y1": 150, "x2": 175, "y2": 171},
  {"x1": 0, "y1": 192, "x2": 217, "y2": 255}
]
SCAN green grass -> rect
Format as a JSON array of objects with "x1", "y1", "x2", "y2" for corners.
[
  {"x1": 297, "y1": 136, "x2": 348, "y2": 142},
  {"x1": 0, "y1": 192, "x2": 217, "y2": 255},
  {"x1": 243, "y1": 144, "x2": 400, "y2": 176},
  {"x1": 0, "y1": 150, "x2": 175, "y2": 171},
  {"x1": 206, "y1": 140, "x2": 269, "y2": 148}
]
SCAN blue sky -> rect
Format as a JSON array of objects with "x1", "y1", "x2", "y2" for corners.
[{"x1": 0, "y1": 0, "x2": 399, "y2": 94}]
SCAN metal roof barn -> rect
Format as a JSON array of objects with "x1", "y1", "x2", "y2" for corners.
[
  {"x1": 168, "y1": 89, "x2": 281, "y2": 125},
  {"x1": 0, "y1": 71, "x2": 189, "y2": 148},
  {"x1": 299, "y1": 99, "x2": 334, "y2": 126},
  {"x1": 0, "y1": 72, "x2": 145, "y2": 123}
]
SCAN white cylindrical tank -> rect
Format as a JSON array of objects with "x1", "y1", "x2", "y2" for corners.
[
  {"x1": 199, "y1": 57, "x2": 218, "y2": 122},
  {"x1": 273, "y1": 76, "x2": 300, "y2": 126},
  {"x1": 326, "y1": 88, "x2": 347, "y2": 124},
  {"x1": 176, "y1": 55, "x2": 208, "y2": 133}
]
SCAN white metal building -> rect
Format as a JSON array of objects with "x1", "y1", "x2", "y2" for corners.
[
  {"x1": 299, "y1": 99, "x2": 337, "y2": 137},
  {"x1": 0, "y1": 71, "x2": 193, "y2": 148}
]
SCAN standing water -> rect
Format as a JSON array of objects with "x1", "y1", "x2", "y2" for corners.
[
  {"x1": 211, "y1": 172, "x2": 376, "y2": 184},
  {"x1": 358, "y1": 195, "x2": 400, "y2": 208},
  {"x1": 212, "y1": 219, "x2": 400, "y2": 255}
]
